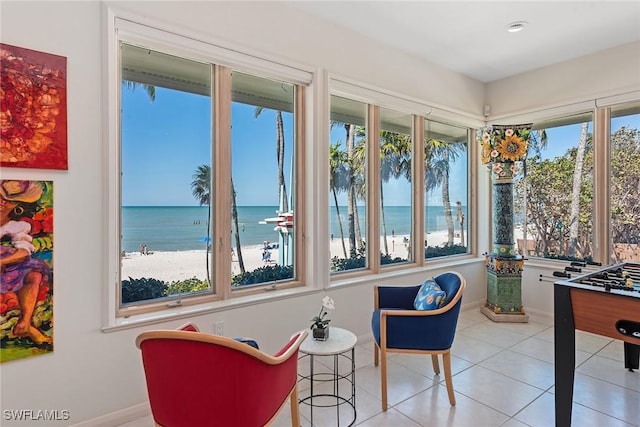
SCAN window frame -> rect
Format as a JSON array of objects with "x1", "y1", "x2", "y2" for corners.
[
  {"x1": 423, "y1": 119, "x2": 472, "y2": 261},
  {"x1": 106, "y1": 13, "x2": 311, "y2": 321},
  {"x1": 327, "y1": 78, "x2": 478, "y2": 283},
  {"x1": 516, "y1": 112, "x2": 595, "y2": 261},
  {"x1": 503, "y1": 100, "x2": 640, "y2": 266}
]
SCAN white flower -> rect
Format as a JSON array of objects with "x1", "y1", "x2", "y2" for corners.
[
  {"x1": 322, "y1": 296, "x2": 335, "y2": 310},
  {"x1": 311, "y1": 296, "x2": 335, "y2": 330}
]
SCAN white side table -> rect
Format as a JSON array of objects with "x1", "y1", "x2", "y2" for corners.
[{"x1": 298, "y1": 327, "x2": 357, "y2": 426}]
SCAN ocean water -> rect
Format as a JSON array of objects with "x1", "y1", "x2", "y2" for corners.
[{"x1": 121, "y1": 205, "x2": 467, "y2": 252}]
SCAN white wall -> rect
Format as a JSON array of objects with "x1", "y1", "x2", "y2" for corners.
[
  {"x1": 0, "y1": 2, "x2": 488, "y2": 425},
  {"x1": 486, "y1": 41, "x2": 640, "y2": 118}
]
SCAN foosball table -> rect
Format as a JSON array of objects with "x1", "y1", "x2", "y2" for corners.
[{"x1": 553, "y1": 261, "x2": 640, "y2": 426}]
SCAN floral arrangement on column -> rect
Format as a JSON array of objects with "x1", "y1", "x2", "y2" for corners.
[
  {"x1": 480, "y1": 126, "x2": 530, "y2": 164},
  {"x1": 478, "y1": 124, "x2": 532, "y2": 257}
]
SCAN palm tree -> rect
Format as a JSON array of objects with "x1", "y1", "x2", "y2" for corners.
[
  {"x1": 424, "y1": 138, "x2": 464, "y2": 246},
  {"x1": 191, "y1": 165, "x2": 246, "y2": 280},
  {"x1": 345, "y1": 123, "x2": 358, "y2": 257},
  {"x1": 254, "y1": 107, "x2": 288, "y2": 212},
  {"x1": 122, "y1": 81, "x2": 156, "y2": 101},
  {"x1": 379, "y1": 131, "x2": 412, "y2": 255},
  {"x1": 456, "y1": 200, "x2": 465, "y2": 246},
  {"x1": 567, "y1": 122, "x2": 589, "y2": 257},
  {"x1": 191, "y1": 165, "x2": 212, "y2": 281},
  {"x1": 331, "y1": 121, "x2": 367, "y2": 257},
  {"x1": 329, "y1": 143, "x2": 349, "y2": 258},
  {"x1": 520, "y1": 129, "x2": 548, "y2": 248},
  {"x1": 231, "y1": 177, "x2": 246, "y2": 274},
  {"x1": 351, "y1": 130, "x2": 368, "y2": 252}
]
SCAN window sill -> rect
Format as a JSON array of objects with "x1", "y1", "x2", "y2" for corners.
[
  {"x1": 102, "y1": 285, "x2": 319, "y2": 333},
  {"x1": 329, "y1": 254, "x2": 484, "y2": 288}
]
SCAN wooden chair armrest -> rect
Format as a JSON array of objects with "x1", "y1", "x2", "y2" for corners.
[{"x1": 136, "y1": 329, "x2": 308, "y2": 365}]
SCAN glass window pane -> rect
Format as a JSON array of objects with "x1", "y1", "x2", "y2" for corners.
[
  {"x1": 610, "y1": 102, "x2": 640, "y2": 263},
  {"x1": 120, "y1": 43, "x2": 213, "y2": 306},
  {"x1": 329, "y1": 95, "x2": 367, "y2": 273},
  {"x1": 379, "y1": 107, "x2": 413, "y2": 266},
  {"x1": 230, "y1": 71, "x2": 295, "y2": 287},
  {"x1": 424, "y1": 120, "x2": 469, "y2": 259},
  {"x1": 515, "y1": 113, "x2": 594, "y2": 261}
]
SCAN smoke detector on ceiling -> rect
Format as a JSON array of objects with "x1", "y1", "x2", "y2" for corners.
[{"x1": 506, "y1": 21, "x2": 528, "y2": 33}]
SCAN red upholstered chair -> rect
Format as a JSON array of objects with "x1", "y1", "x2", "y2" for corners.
[
  {"x1": 136, "y1": 327, "x2": 308, "y2": 427},
  {"x1": 177, "y1": 322, "x2": 199, "y2": 332}
]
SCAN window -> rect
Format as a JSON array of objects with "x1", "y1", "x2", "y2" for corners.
[
  {"x1": 328, "y1": 88, "x2": 475, "y2": 278},
  {"x1": 230, "y1": 71, "x2": 297, "y2": 287},
  {"x1": 112, "y1": 22, "x2": 308, "y2": 316},
  {"x1": 424, "y1": 120, "x2": 469, "y2": 259},
  {"x1": 515, "y1": 113, "x2": 594, "y2": 261},
  {"x1": 120, "y1": 43, "x2": 215, "y2": 307},
  {"x1": 379, "y1": 107, "x2": 413, "y2": 266},
  {"x1": 329, "y1": 95, "x2": 368, "y2": 273},
  {"x1": 610, "y1": 102, "x2": 640, "y2": 263}
]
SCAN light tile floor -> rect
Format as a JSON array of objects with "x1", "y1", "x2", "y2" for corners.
[{"x1": 120, "y1": 308, "x2": 640, "y2": 426}]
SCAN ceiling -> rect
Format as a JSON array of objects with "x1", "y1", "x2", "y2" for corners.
[{"x1": 290, "y1": 1, "x2": 640, "y2": 83}]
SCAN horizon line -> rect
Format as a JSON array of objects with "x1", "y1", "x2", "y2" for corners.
[{"x1": 123, "y1": 204, "x2": 468, "y2": 208}]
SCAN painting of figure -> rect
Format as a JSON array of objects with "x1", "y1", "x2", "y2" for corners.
[
  {"x1": 1, "y1": 43, "x2": 67, "y2": 170},
  {"x1": 0, "y1": 180, "x2": 54, "y2": 362}
]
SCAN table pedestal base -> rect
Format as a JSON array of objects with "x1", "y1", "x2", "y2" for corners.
[
  {"x1": 480, "y1": 305, "x2": 529, "y2": 323},
  {"x1": 297, "y1": 327, "x2": 357, "y2": 427}
]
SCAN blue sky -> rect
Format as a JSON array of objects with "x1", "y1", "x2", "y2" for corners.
[
  {"x1": 537, "y1": 113, "x2": 640, "y2": 160},
  {"x1": 121, "y1": 86, "x2": 292, "y2": 206},
  {"x1": 121, "y1": 85, "x2": 639, "y2": 207}
]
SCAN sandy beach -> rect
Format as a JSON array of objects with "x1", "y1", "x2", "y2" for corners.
[{"x1": 121, "y1": 231, "x2": 466, "y2": 282}]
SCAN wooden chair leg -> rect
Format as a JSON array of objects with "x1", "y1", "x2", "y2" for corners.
[
  {"x1": 374, "y1": 342, "x2": 379, "y2": 366},
  {"x1": 431, "y1": 354, "x2": 440, "y2": 375},
  {"x1": 290, "y1": 383, "x2": 300, "y2": 427},
  {"x1": 380, "y1": 345, "x2": 389, "y2": 411},
  {"x1": 443, "y1": 351, "x2": 456, "y2": 406}
]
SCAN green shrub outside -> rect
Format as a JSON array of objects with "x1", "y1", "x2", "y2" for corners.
[
  {"x1": 121, "y1": 277, "x2": 167, "y2": 303},
  {"x1": 425, "y1": 244, "x2": 467, "y2": 258},
  {"x1": 231, "y1": 264, "x2": 294, "y2": 286},
  {"x1": 166, "y1": 277, "x2": 209, "y2": 295},
  {"x1": 122, "y1": 276, "x2": 208, "y2": 304}
]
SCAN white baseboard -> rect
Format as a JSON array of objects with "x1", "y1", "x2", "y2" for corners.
[{"x1": 69, "y1": 403, "x2": 151, "y2": 427}]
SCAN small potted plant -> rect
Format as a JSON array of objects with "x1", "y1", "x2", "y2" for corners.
[{"x1": 310, "y1": 296, "x2": 335, "y2": 341}]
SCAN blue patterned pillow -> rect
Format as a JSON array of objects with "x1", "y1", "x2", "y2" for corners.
[{"x1": 414, "y1": 279, "x2": 447, "y2": 310}]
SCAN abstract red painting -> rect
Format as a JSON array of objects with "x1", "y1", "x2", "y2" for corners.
[{"x1": 1, "y1": 44, "x2": 68, "y2": 170}]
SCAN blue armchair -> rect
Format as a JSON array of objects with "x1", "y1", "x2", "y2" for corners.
[{"x1": 371, "y1": 271, "x2": 466, "y2": 410}]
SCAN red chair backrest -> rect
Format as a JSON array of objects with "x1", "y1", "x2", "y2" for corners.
[{"x1": 138, "y1": 332, "x2": 303, "y2": 427}]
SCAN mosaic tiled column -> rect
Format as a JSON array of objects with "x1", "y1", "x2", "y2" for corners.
[
  {"x1": 481, "y1": 161, "x2": 529, "y2": 322},
  {"x1": 484, "y1": 255, "x2": 527, "y2": 315},
  {"x1": 491, "y1": 162, "x2": 517, "y2": 257}
]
